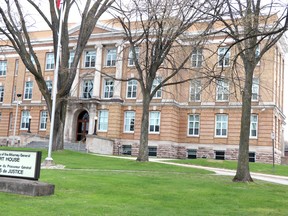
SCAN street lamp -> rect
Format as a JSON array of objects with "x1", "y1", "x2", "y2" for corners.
[
  {"x1": 27, "y1": 115, "x2": 32, "y2": 133},
  {"x1": 93, "y1": 116, "x2": 98, "y2": 135},
  {"x1": 12, "y1": 94, "x2": 22, "y2": 146}
]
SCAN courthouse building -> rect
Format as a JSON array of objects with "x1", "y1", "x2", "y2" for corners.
[{"x1": 0, "y1": 20, "x2": 286, "y2": 163}]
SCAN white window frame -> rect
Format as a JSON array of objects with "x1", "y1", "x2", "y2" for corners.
[
  {"x1": 215, "y1": 114, "x2": 228, "y2": 137},
  {"x1": 39, "y1": 111, "x2": 48, "y2": 130},
  {"x1": 45, "y1": 53, "x2": 55, "y2": 70},
  {"x1": 149, "y1": 111, "x2": 160, "y2": 134},
  {"x1": 24, "y1": 81, "x2": 33, "y2": 100},
  {"x1": 0, "y1": 61, "x2": 7, "y2": 76},
  {"x1": 106, "y1": 48, "x2": 117, "y2": 67},
  {"x1": 69, "y1": 51, "x2": 75, "y2": 68},
  {"x1": 82, "y1": 79, "x2": 93, "y2": 99},
  {"x1": 124, "y1": 111, "x2": 135, "y2": 133},
  {"x1": 46, "y1": 80, "x2": 53, "y2": 95},
  {"x1": 0, "y1": 86, "x2": 4, "y2": 103},
  {"x1": 128, "y1": 47, "x2": 139, "y2": 66},
  {"x1": 188, "y1": 114, "x2": 200, "y2": 136},
  {"x1": 191, "y1": 49, "x2": 203, "y2": 68},
  {"x1": 218, "y1": 47, "x2": 230, "y2": 67},
  {"x1": 98, "y1": 110, "x2": 109, "y2": 132},
  {"x1": 84, "y1": 50, "x2": 96, "y2": 68},
  {"x1": 190, "y1": 80, "x2": 201, "y2": 101},
  {"x1": 126, "y1": 80, "x2": 137, "y2": 99},
  {"x1": 20, "y1": 110, "x2": 30, "y2": 130},
  {"x1": 152, "y1": 77, "x2": 162, "y2": 98},
  {"x1": 216, "y1": 79, "x2": 229, "y2": 101},
  {"x1": 252, "y1": 78, "x2": 259, "y2": 101},
  {"x1": 103, "y1": 78, "x2": 114, "y2": 98},
  {"x1": 250, "y1": 114, "x2": 258, "y2": 138}
]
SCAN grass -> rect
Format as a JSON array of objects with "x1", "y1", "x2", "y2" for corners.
[
  {"x1": 0, "y1": 148, "x2": 288, "y2": 215},
  {"x1": 169, "y1": 158, "x2": 288, "y2": 176}
]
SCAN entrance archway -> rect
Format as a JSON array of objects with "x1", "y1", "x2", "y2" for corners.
[{"x1": 76, "y1": 111, "x2": 89, "y2": 141}]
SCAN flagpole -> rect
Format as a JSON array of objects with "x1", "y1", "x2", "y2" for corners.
[{"x1": 44, "y1": 1, "x2": 65, "y2": 166}]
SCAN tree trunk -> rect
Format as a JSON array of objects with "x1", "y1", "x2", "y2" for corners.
[
  {"x1": 233, "y1": 64, "x2": 254, "y2": 182},
  {"x1": 137, "y1": 94, "x2": 151, "y2": 162},
  {"x1": 51, "y1": 99, "x2": 67, "y2": 151}
]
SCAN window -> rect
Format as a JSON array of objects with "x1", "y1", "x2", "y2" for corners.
[
  {"x1": 149, "y1": 111, "x2": 160, "y2": 133},
  {"x1": 216, "y1": 79, "x2": 229, "y2": 101},
  {"x1": 45, "y1": 53, "x2": 54, "y2": 70},
  {"x1": 39, "y1": 111, "x2": 48, "y2": 130},
  {"x1": 148, "y1": 146, "x2": 157, "y2": 156},
  {"x1": 122, "y1": 145, "x2": 132, "y2": 155},
  {"x1": 249, "y1": 152, "x2": 256, "y2": 162},
  {"x1": 46, "y1": 80, "x2": 52, "y2": 95},
  {"x1": 215, "y1": 114, "x2": 228, "y2": 137},
  {"x1": 215, "y1": 151, "x2": 225, "y2": 160},
  {"x1": 82, "y1": 80, "x2": 93, "y2": 99},
  {"x1": 124, "y1": 111, "x2": 135, "y2": 132},
  {"x1": 250, "y1": 114, "x2": 258, "y2": 138},
  {"x1": 24, "y1": 81, "x2": 33, "y2": 100},
  {"x1": 128, "y1": 47, "x2": 139, "y2": 66},
  {"x1": 218, "y1": 47, "x2": 230, "y2": 67},
  {"x1": 103, "y1": 79, "x2": 114, "y2": 98},
  {"x1": 84, "y1": 50, "x2": 96, "y2": 68},
  {"x1": 252, "y1": 78, "x2": 259, "y2": 101},
  {"x1": 190, "y1": 80, "x2": 201, "y2": 101},
  {"x1": 9, "y1": 113, "x2": 13, "y2": 130},
  {"x1": 188, "y1": 114, "x2": 200, "y2": 136},
  {"x1": 20, "y1": 110, "x2": 30, "y2": 129},
  {"x1": 0, "y1": 61, "x2": 7, "y2": 76},
  {"x1": 187, "y1": 149, "x2": 197, "y2": 159},
  {"x1": 126, "y1": 80, "x2": 137, "y2": 98},
  {"x1": 14, "y1": 59, "x2": 19, "y2": 76},
  {"x1": 106, "y1": 48, "x2": 117, "y2": 66},
  {"x1": 0, "y1": 86, "x2": 4, "y2": 102},
  {"x1": 191, "y1": 49, "x2": 203, "y2": 67},
  {"x1": 152, "y1": 77, "x2": 162, "y2": 98},
  {"x1": 69, "y1": 51, "x2": 75, "y2": 68},
  {"x1": 98, "y1": 110, "x2": 108, "y2": 131}
]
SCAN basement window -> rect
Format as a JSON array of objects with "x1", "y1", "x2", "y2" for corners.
[
  {"x1": 187, "y1": 149, "x2": 197, "y2": 159},
  {"x1": 148, "y1": 146, "x2": 157, "y2": 157},
  {"x1": 249, "y1": 152, "x2": 256, "y2": 162},
  {"x1": 122, "y1": 145, "x2": 131, "y2": 155},
  {"x1": 215, "y1": 150, "x2": 225, "y2": 160}
]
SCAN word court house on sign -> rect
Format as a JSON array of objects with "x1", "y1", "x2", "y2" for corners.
[{"x1": 0, "y1": 150, "x2": 41, "y2": 180}]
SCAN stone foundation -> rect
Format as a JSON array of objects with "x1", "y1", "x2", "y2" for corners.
[{"x1": 197, "y1": 147, "x2": 215, "y2": 159}]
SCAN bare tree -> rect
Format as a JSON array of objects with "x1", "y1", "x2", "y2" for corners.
[
  {"x1": 215, "y1": 0, "x2": 288, "y2": 182},
  {"x1": 112, "y1": 0, "x2": 220, "y2": 161},
  {"x1": 0, "y1": 0, "x2": 114, "y2": 150}
]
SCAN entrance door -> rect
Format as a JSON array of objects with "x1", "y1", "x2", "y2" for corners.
[{"x1": 76, "y1": 111, "x2": 89, "y2": 141}]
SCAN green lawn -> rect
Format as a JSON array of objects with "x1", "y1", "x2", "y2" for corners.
[
  {"x1": 169, "y1": 158, "x2": 288, "y2": 176},
  {"x1": 1, "y1": 149, "x2": 288, "y2": 216}
]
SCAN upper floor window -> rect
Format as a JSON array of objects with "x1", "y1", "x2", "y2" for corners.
[
  {"x1": 218, "y1": 47, "x2": 230, "y2": 67},
  {"x1": 191, "y1": 49, "x2": 203, "y2": 68},
  {"x1": 24, "y1": 81, "x2": 33, "y2": 100},
  {"x1": 128, "y1": 47, "x2": 139, "y2": 66},
  {"x1": 124, "y1": 111, "x2": 135, "y2": 133},
  {"x1": 98, "y1": 110, "x2": 109, "y2": 132},
  {"x1": 69, "y1": 51, "x2": 75, "y2": 68},
  {"x1": 39, "y1": 111, "x2": 48, "y2": 130},
  {"x1": 46, "y1": 80, "x2": 53, "y2": 95},
  {"x1": 103, "y1": 79, "x2": 114, "y2": 98},
  {"x1": 20, "y1": 110, "x2": 30, "y2": 129},
  {"x1": 45, "y1": 53, "x2": 55, "y2": 70},
  {"x1": 82, "y1": 79, "x2": 93, "y2": 99},
  {"x1": 149, "y1": 111, "x2": 160, "y2": 133},
  {"x1": 106, "y1": 48, "x2": 117, "y2": 67},
  {"x1": 216, "y1": 79, "x2": 229, "y2": 101},
  {"x1": 215, "y1": 114, "x2": 228, "y2": 137},
  {"x1": 0, "y1": 86, "x2": 4, "y2": 102},
  {"x1": 126, "y1": 80, "x2": 137, "y2": 99},
  {"x1": 0, "y1": 61, "x2": 7, "y2": 76},
  {"x1": 188, "y1": 114, "x2": 200, "y2": 136},
  {"x1": 152, "y1": 77, "x2": 162, "y2": 98},
  {"x1": 250, "y1": 114, "x2": 258, "y2": 138},
  {"x1": 252, "y1": 78, "x2": 259, "y2": 101},
  {"x1": 190, "y1": 80, "x2": 201, "y2": 101},
  {"x1": 14, "y1": 59, "x2": 19, "y2": 76},
  {"x1": 84, "y1": 50, "x2": 96, "y2": 68}
]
